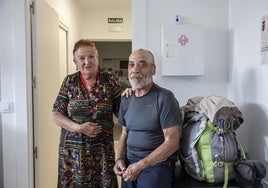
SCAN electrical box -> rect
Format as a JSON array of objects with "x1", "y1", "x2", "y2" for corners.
[{"x1": 161, "y1": 24, "x2": 204, "y2": 76}]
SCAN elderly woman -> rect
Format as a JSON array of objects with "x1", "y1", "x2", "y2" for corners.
[{"x1": 52, "y1": 39, "x2": 122, "y2": 188}]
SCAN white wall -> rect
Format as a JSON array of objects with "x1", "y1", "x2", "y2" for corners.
[
  {"x1": 80, "y1": 2, "x2": 132, "y2": 41},
  {"x1": 228, "y1": 0, "x2": 268, "y2": 185},
  {"x1": 0, "y1": 0, "x2": 32, "y2": 188},
  {"x1": 133, "y1": 0, "x2": 229, "y2": 105}
]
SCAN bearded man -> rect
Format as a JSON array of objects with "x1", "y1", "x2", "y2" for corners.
[{"x1": 113, "y1": 49, "x2": 182, "y2": 188}]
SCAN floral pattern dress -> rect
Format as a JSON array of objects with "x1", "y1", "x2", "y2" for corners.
[{"x1": 52, "y1": 70, "x2": 122, "y2": 188}]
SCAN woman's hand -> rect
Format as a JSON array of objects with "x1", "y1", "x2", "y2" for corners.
[
  {"x1": 121, "y1": 88, "x2": 133, "y2": 98},
  {"x1": 79, "y1": 121, "x2": 102, "y2": 137}
]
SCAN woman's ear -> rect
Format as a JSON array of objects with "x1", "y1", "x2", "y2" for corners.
[{"x1": 73, "y1": 58, "x2": 78, "y2": 70}]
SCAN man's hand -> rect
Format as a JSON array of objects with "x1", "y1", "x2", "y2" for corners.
[
  {"x1": 114, "y1": 159, "x2": 126, "y2": 176},
  {"x1": 122, "y1": 161, "x2": 144, "y2": 181}
]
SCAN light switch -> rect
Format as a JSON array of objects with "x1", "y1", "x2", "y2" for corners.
[{"x1": 0, "y1": 102, "x2": 14, "y2": 113}]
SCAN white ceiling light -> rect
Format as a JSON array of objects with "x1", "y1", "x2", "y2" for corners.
[{"x1": 108, "y1": 26, "x2": 123, "y2": 32}]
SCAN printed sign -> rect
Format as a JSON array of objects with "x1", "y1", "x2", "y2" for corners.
[{"x1": 108, "y1": 18, "x2": 123, "y2": 24}]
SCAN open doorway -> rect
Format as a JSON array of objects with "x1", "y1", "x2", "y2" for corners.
[{"x1": 95, "y1": 41, "x2": 132, "y2": 90}]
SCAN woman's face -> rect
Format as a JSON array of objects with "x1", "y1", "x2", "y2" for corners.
[{"x1": 74, "y1": 45, "x2": 99, "y2": 76}]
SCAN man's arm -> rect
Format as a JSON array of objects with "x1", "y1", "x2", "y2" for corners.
[
  {"x1": 122, "y1": 125, "x2": 181, "y2": 181},
  {"x1": 114, "y1": 126, "x2": 128, "y2": 176},
  {"x1": 141, "y1": 125, "x2": 180, "y2": 166}
]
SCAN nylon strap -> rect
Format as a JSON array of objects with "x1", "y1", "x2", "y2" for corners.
[
  {"x1": 229, "y1": 132, "x2": 246, "y2": 159},
  {"x1": 223, "y1": 163, "x2": 230, "y2": 188}
]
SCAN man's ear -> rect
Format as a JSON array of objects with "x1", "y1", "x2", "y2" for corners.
[{"x1": 152, "y1": 64, "x2": 156, "y2": 75}]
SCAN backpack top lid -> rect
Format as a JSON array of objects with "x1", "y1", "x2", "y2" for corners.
[
  {"x1": 181, "y1": 95, "x2": 244, "y2": 131},
  {"x1": 198, "y1": 96, "x2": 243, "y2": 130}
]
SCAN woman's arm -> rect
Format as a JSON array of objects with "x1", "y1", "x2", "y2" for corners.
[{"x1": 52, "y1": 111, "x2": 102, "y2": 137}]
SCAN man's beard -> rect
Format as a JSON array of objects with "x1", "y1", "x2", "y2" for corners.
[{"x1": 129, "y1": 73, "x2": 153, "y2": 90}]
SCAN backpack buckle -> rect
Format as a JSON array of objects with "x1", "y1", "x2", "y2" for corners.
[
  {"x1": 215, "y1": 161, "x2": 224, "y2": 167},
  {"x1": 217, "y1": 127, "x2": 224, "y2": 134}
]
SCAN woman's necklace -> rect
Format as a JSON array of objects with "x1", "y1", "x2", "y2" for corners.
[{"x1": 80, "y1": 73, "x2": 97, "y2": 93}]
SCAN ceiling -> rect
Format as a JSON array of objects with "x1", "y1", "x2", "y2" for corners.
[{"x1": 76, "y1": 0, "x2": 131, "y2": 11}]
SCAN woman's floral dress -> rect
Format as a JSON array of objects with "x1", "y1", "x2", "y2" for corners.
[{"x1": 52, "y1": 70, "x2": 122, "y2": 188}]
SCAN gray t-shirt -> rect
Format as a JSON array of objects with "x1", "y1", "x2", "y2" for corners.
[{"x1": 118, "y1": 83, "x2": 182, "y2": 160}]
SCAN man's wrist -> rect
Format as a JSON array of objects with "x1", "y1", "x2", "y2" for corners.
[{"x1": 115, "y1": 157, "x2": 125, "y2": 163}]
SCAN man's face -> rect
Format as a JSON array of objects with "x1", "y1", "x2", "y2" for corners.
[{"x1": 128, "y1": 50, "x2": 155, "y2": 90}]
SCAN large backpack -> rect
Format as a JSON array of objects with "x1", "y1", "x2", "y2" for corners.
[{"x1": 179, "y1": 96, "x2": 245, "y2": 188}]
